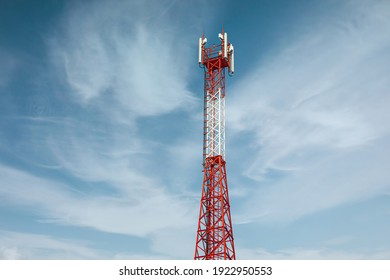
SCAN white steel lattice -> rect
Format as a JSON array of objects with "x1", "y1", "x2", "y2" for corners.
[{"x1": 204, "y1": 88, "x2": 225, "y2": 160}]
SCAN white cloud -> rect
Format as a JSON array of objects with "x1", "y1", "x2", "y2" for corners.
[
  {"x1": 0, "y1": 1, "x2": 206, "y2": 260},
  {"x1": 0, "y1": 0, "x2": 208, "y2": 243},
  {"x1": 0, "y1": 246, "x2": 22, "y2": 260},
  {"x1": 240, "y1": 139, "x2": 390, "y2": 224},
  {"x1": 149, "y1": 227, "x2": 197, "y2": 259},
  {"x1": 0, "y1": 230, "x2": 169, "y2": 259},
  {"x1": 238, "y1": 246, "x2": 390, "y2": 260},
  {"x1": 49, "y1": 0, "x2": 196, "y2": 119},
  {"x1": 5, "y1": 0, "x2": 389, "y2": 260},
  {"x1": 0, "y1": 164, "x2": 193, "y2": 237},
  {"x1": 0, "y1": 230, "x2": 101, "y2": 259},
  {"x1": 229, "y1": 0, "x2": 390, "y2": 223}
]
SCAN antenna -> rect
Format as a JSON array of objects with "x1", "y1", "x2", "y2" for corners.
[
  {"x1": 198, "y1": 35, "x2": 207, "y2": 66},
  {"x1": 228, "y1": 43, "x2": 234, "y2": 75}
]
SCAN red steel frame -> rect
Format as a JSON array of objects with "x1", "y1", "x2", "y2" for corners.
[{"x1": 194, "y1": 32, "x2": 236, "y2": 260}]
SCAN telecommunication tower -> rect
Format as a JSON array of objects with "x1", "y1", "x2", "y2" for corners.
[{"x1": 194, "y1": 30, "x2": 235, "y2": 260}]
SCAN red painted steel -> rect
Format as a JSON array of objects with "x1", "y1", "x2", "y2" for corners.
[{"x1": 194, "y1": 31, "x2": 236, "y2": 260}]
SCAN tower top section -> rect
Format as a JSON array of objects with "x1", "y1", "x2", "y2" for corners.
[{"x1": 198, "y1": 30, "x2": 234, "y2": 75}]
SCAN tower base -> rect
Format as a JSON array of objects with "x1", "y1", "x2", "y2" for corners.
[{"x1": 194, "y1": 155, "x2": 236, "y2": 260}]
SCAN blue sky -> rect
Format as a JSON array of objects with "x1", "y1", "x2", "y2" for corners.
[{"x1": 1, "y1": 0, "x2": 390, "y2": 259}]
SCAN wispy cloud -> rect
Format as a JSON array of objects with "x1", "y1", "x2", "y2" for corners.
[
  {"x1": 0, "y1": 49, "x2": 18, "y2": 88},
  {"x1": 49, "y1": 0, "x2": 196, "y2": 119},
  {"x1": 238, "y1": 246, "x2": 390, "y2": 260},
  {"x1": 0, "y1": 230, "x2": 102, "y2": 259},
  {"x1": 229, "y1": 0, "x2": 390, "y2": 223},
  {"x1": 2, "y1": 0, "x2": 389, "y2": 260},
  {"x1": 0, "y1": 162, "x2": 193, "y2": 237},
  {"x1": 0, "y1": 227, "x2": 185, "y2": 259},
  {"x1": 0, "y1": 0, "x2": 207, "y2": 259}
]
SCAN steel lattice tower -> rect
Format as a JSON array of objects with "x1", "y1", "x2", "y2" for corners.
[{"x1": 194, "y1": 30, "x2": 235, "y2": 260}]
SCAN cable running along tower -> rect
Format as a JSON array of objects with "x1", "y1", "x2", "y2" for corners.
[{"x1": 194, "y1": 30, "x2": 235, "y2": 260}]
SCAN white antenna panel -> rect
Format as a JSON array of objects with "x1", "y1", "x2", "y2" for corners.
[
  {"x1": 198, "y1": 37, "x2": 202, "y2": 64},
  {"x1": 223, "y1": 32, "x2": 228, "y2": 59},
  {"x1": 229, "y1": 44, "x2": 234, "y2": 74}
]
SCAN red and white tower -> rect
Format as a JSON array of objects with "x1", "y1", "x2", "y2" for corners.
[{"x1": 194, "y1": 30, "x2": 235, "y2": 260}]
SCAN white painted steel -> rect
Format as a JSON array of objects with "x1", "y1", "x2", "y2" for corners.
[
  {"x1": 198, "y1": 37, "x2": 202, "y2": 64},
  {"x1": 229, "y1": 44, "x2": 234, "y2": 74},
  {"x1": 204, "y1": 88, "x2": 225, "y2": 160},
  {"x1": 223, "y1": 32, "x2": 228, "y2": 59}
]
